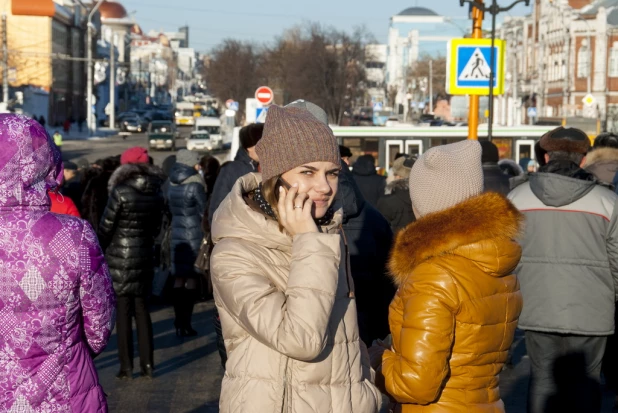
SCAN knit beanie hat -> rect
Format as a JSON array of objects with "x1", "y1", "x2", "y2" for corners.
[
  {"x1": 256, "y1": 105, "x2": 340, "y2": 181},
  {"x1": 479, "y1": 140, "x2": 499, "y2": 163},
  {"x1": 392, "y1": 155, "x2": 412, "y2": 179},
  {"x1": 121, "y1": 146, "x2": 149, "y2": 165},
  {"x1": 176, "y1": 149, "x2": 200, "y2": 167},
  {"x1": 409, "y1": 140, "x2": 483, "y2": 218},
  {"x1": 285, "y1": 99, "x2": 329, "y2": 125}
]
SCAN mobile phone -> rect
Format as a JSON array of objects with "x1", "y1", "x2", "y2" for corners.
[{"x1": 275, "y1": 177, "x2": 292, "y2": 202}]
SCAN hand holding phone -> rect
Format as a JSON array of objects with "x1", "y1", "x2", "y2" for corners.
[{"x1": 276, "y1": 182, "x2": 318, "y2": 236}]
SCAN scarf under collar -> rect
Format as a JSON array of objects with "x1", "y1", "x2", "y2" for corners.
[{"x1": 253, "y1": 183, "x2": 334, "y2": 226}]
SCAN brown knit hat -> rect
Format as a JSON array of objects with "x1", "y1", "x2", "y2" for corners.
[{"x1": 256, "y1": 105, "x2": 340, "y2": 180}]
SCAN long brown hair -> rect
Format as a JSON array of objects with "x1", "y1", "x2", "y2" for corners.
[{"x1": 261, "y1": 175, "x2": 285, "y2": 231}]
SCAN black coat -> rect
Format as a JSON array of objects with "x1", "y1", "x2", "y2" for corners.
[
  {"x1": 377, "y1": 179, "x2": 415, "y2": 233},
  {"x1": 351, "y1": 156, "x2": 386, "y2": 208},
  {"x1": 81, "y1": 169, "x2": 113, "y2": 232},
  {"x1": 483, "y1": 163, "x2": 511, "y2": 196},
  {"x1": 167, "y1": 163, "x2": 208, "y2": 277},
  {"x1": 98, "y1": 164, "x2": 165, "y2": 296},
  {"x1": 339, "y1": 163, "x2": 395, "y2": 345},
  {"x1": 208, "y1": 149, "x2": 257, "y2": 224}
]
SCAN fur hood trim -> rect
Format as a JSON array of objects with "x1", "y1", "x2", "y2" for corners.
[
  {"x1": 585, "y1": 147, "x2": 618, "y2": 166},
  {"x1": 388, "y1": 192, "x2": 523, "y2": 285},
  {"x1": 386, "y1": 178, "x2": 409, "y2": 193},
  {"x1": 108, "y1": 163, "x2": 165, "y2": 193}
]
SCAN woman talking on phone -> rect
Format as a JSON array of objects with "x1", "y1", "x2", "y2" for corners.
[{"x1": 210, "y1": 105, "x2": 385, "y2": 413}]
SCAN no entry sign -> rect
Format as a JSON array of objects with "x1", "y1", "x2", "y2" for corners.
[{"x1": 255, "y1": 86, "x2": 274, "y2": 105}]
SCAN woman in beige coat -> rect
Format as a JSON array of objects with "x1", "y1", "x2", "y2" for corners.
[{"x1": 210, "y1": 105, "x2": 385, "y2": 413}]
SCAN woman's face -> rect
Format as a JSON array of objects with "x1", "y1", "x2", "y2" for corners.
[{"x1": 280, "y1": 161, "x2": 340, "y2": 219}]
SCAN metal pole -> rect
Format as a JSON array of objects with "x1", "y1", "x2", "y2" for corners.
[
  {"x1": 429, "y1": 59, "x2": 433, "y2": 113},
  {"x1": 109, "y1": 32, "x2": 115, "y2": 130},
  {"x1": 488, "y1": 1, "x2": 497, "y2": 141},
  {"x1": 468, "y1": 1, "x2": 484, "y2": 140},
  {"x1": 563, "y1": 28, "x2": 570, "y2": 125},
  {"x1": 2, "y1": 13, "x2": 8, "y2": 105},
  {"x1": 87, "y1": 0, "x2": 105, "y2": 136},
  {"x1": 587, "y1": 33, "x2": 591, "y2": 95}
]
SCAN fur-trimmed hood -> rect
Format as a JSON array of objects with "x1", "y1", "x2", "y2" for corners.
[
  {"x1": 385, "y1": 178, "x2": 408, "y2": 194},
  {"x1": 389, "y1": 192, "x2": 523, "y2": 285},
  {"x1": 586, "y1": 146, "x2": 618, "y2": 166},
  {"x1": 107, "y1": 163, "x2": 165, "y2": 194}
]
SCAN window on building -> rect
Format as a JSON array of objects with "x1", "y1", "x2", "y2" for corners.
[
  {"x1": 577, "y1": 41, "x2": 590, "y2": 78},
  {"x1": 610, "y1": 42, "x2": 618, "y2": 78},
  {"x1": 366, "y1": 61, "x2": 385, "y2": 69}
]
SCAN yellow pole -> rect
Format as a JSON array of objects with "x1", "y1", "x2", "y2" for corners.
[{"x1": 468, "y1": 1, "x2": 484, "y2": 140}]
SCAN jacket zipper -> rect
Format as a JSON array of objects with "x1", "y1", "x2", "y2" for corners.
[
  {"x1": 339, "y1": 225, "x2": 355, "y2": 298},
  {"x1": 281, "y1": 358, "x2": 290, "y2": 413}
]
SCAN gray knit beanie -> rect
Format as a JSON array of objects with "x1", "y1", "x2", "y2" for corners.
[
  {"x1": 256, "y1": 105, "x2": 340, "y2": 181},
  {"x1": 176, "y1": 149, "x2": 199, "y2": 167},
  {"x1": 409, "y1": 140, "x2": 483, "y2": 218}
]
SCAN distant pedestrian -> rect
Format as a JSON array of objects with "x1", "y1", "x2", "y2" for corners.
[
  {"x1": 0, "y1": 114, "x2": 115, "y2": 412},
  {"x1": 340, "y1": 144, "x2": 353, "y2": 166},
  {"x1": 208, "y1": 123, "x2": 262, "y2": 225},
  {"x1": 38, "y1": 115, "x2": 46, "y2": 127},
  {"x1": 81, "y1": 156, "x2": 120, "y2": 232},
  {"x1": 379, "y1": 140, "x2": 523, "y2": 412},
  {"x1": 98, "y1": 147, "x2": 165, "y2": 380},
  {"x1": 63, "y1": 118, "x2": 70, "y2": 133},
  {"x1": 52, "y1": 130, "x2": 62, "y2": 152},
  {"x1": 48, "y1": 161, "x2": 81, "y2": 217},
  {"x1": 508, "y1": 127, "x2": 618, "y2": 413},
  {"x1": 352, "y1": 154, "x2": 386, "y2": 208},
  {"x1": 377, "y1": 155, "x2": 415, "y2": 232},
  {"x1": 210, "y1": 105, "x2": 385, "y2": 412},
  {"x1": 167, "y1": 150, "x2": 208, "y2": 337},
  {"x1": 480, "y1": 140, "x2": 511, "y2": 195},
  {"x1": 199, "y1": 154, "x2": 220, "y2": 196},
  {"x1": 78, "y1": 116, "x2": 85, "y2": 132}
]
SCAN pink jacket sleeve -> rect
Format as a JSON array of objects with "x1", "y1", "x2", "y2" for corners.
[{"x1": 79, "y1": 221, "x2": 116, "y2": 355}]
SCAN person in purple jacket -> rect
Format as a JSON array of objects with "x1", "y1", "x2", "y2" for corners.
[{"x1": 0, "y1": 114, "x2": 116, "y2": 412}]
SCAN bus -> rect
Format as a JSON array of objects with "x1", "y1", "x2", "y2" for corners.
[
  {"x1": 330, "y1": 125, "x2": 556, "y2": 169},
  {"x1": 175, "y1": 102, "x2": 195, "y2": 126}
]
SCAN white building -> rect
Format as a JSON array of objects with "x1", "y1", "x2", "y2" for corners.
[{"x1": 365, "y1": 44, "x2": 387, "y2": 105}]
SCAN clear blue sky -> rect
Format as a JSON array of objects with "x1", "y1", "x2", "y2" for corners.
[{"x1": 121, "y1": 0, "x2": 532, "y2": 53}]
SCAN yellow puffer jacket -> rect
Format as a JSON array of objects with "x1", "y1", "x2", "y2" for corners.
[
  {"x1": 211, "y1": 173, "x2": 386, "y2": 413},
  {"x1": 382, "y1": 192, "x2": 524, "y2": 412}
]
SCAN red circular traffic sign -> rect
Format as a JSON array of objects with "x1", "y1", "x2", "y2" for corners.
[{"x1": 255, "y1": 86, "x2": 274, "y2": 105}]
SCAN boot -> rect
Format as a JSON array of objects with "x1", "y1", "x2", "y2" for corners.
[
  {"x1": 182, "y1": 288, "x2": 198, "y2": 336},
  {"x1": 171, "y1": 287, "x2": 184, "y2": 337}
]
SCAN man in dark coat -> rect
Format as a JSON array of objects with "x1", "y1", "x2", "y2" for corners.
[
  {"x1": 340, "y1": 161, "x2": 395, "y2": 346},
  {"x1": 480, "y1": 140, "x2": 510, "y2": 195},
  {"x1": 378, "y1": 155, "x2": 415, "y2": 233},
  {"x1": 351, "y1": 154, "x2": 386, "y2": 208},
  {"x1": 208, "y1": 123, "x2": 262, "y2": 225},
  {"x1": 167, "y1": 150, "x2": 208, "y2": 336},
  {"x1": 97, "y1": 147, "x2": 165, "y2": 379},
  {"x1": 81, "y1": 156, "x2": 120, "y2": 232}
]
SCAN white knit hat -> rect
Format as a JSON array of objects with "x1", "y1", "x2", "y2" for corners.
[{"x1": 409, "y1": 140, "x2": 483, "y2": 218}]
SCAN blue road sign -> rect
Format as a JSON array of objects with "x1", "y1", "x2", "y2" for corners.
[
  {"x1": 229, "y1": 101, "x2": 239, "y2": 111},
  {"x1": 373, "y1": 102, "x2": 383, "y2": 111},
  {"x1": 447, "y1": 38, "x2": 505, "y2": 95},
  {"x1": 256, "y1": 107, "x2": 269, "y2": 123},
  {"x1": 527, "y1": 107, "x2": 538, "y2": 118}
]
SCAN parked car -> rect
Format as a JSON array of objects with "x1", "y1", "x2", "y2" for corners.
[
  {"x1": 148, "y1": 120, "x2": 177, "y2": 151},
  {"x1": 186, "y1": 131, "x2": 218, "y2": 152}
]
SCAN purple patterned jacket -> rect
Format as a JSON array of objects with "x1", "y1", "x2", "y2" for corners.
[{"x1": 0, "y1": 115, "x2": 116, "y2": 412}]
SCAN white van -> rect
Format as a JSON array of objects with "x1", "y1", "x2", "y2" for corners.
[{"x1": 195, "y1": 117, "x2": 222, "y2": 147}]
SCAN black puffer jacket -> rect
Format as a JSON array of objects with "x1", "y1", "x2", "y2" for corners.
[
  {"x1": 98, "y1": 163, "x2": 165, "y2": 296},
  {"x1": 167, "y1": 163, "x2": 208, "y2": 277},
  {"x1": 483, "y1": 163, "x2": 511, "y2": 195},
  {"x1": 208, "y1": 148, "x2": 257, "y2": 225},
  {"x1": 339, "y1": 163, "x2": 395, "y2": 345},
  {"x1": 377, "y1": 179, "x2": 415, "y2": 233},
  {"x1": 351, "y1": 155, "x2": 386, "y2": 208}
]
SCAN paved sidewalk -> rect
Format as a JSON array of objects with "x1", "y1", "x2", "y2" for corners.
[{"x1": 96, "y1": 301, "x2": 617, "y2": 413}]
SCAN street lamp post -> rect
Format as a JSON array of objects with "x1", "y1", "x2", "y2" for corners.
[
  {"x1": 87, "y1": 0, "x2": 105, "y2": 136},
  {"x1": 460, "y1": 0, "x2": 530, "y2": 141}
]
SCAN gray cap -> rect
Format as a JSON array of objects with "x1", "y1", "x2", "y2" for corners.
[
  {"x1": 285, "y1": 100, "x2": 328, "y2": 125},
  {"x1": 176, "y1": 149, "x2": 200, "y2": 167}
]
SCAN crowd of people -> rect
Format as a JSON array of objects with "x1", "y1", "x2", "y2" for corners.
[{"x1": 2, "y1": 103, "x2": 618, "y2": 413}]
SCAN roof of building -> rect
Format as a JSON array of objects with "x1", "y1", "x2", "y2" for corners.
[
  {"x1": 100, "y1": 1, "x2": 128, "y2": 20},
  {"x1": 397, "y1": 7, "x2": 438, "y2": 16}
]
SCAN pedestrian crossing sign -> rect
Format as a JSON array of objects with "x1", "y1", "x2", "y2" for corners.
[{"x1": 446, "y1": 38, "x2": 506, "y2": 96}]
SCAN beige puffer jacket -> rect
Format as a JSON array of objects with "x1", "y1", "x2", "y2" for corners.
[{"x1": 211, "y1": 173, "x2": 385, "y2": 413}]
